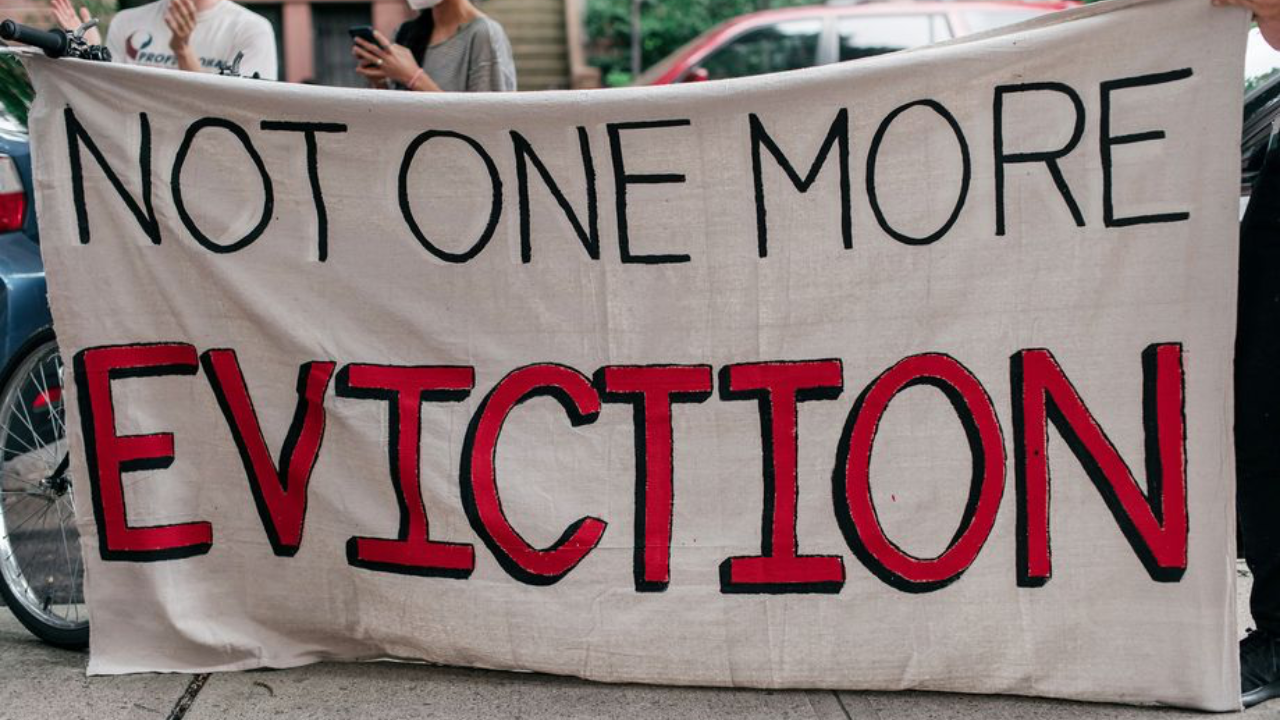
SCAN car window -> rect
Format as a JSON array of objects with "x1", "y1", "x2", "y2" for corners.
[
  {"x1": 1247, "y1": 26, "x2": 1280, "y2": 94},
  {"x1": 933, "y1": 15, "x2": 953, "y2": 42},
  {"x1": 696, "y1": 20, "x2": 823, "y2": 81},
  {"x1": 1242, "y1": 28, "x2": 1280, "y2": 194},
  {"x1": 960, "y1": 9, "x2": 1045, "y2": 34},
  {"x1": 837, "y1": 15, "x2": 938, "y2": 63}
]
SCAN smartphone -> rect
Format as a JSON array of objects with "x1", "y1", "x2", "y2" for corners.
[{"x1": 348, "y1": 25, "x2": 377, "y2": 46}]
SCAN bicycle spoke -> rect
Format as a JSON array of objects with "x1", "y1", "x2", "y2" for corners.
[
  {"x1": 32, "y1": 362, "x2": 48, "y2": 407},
  {"x1": 0, "y1": 490, "x2": 45, "y2": 498},
  {"x1": 19, "y1": 368, "x2": 59, "y2": 467},
  {"x1": 0, "y1": 463, "x2": 47, "y2": 482},
  {"x1": 9, "y1": 391, "x2": 42, "y2": 444},
  {"x1": 0, "y1": 419, "x2": 56, "y2": 472},
  {"x1": 0, "y1": 495, "x2": 41, "y2": 530},
  {"x1": 61, "y1": 497, "x2": 83, "y2": 614},
  {"x1": 35, "y1": 361, "x2": 66, "y2": 439},
  {"x1": 2, "y1": 495, "x2": 47, "y2": 532},
  {"x1": 0, "y1": 418, "x2": 49, "y2": 465},
  {"x1": 7, "y1": 499, "x2": 53, "y2": 533},
  {"x1": 56, "y1": 500, "x2": 74, "y2": 609},
  {"x1": 0, "y1": 456, "x2": 51, "y2": 489},
  {"x1": 70, "y1": 535, "x2": 82, "y2": 605},
  {"x1": 0, "y1": 471, "x2": 47, "y2": 492},
  {"x1": 32, "y1": 362, "x2": 56, "y2": 433},
  {"x1": 14, "y1": 388, "x2": 57, "y2": 467}
]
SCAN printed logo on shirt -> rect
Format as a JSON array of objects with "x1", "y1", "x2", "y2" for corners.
[
  {"x1": 125, "y1": 30, "x2": 153, "y2": 60},
  {"x1": 124, "y1": 30, "x2": 240, "y2": 73}
]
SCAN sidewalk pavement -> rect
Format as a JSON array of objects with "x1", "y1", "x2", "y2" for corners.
[{"x1": 0, "y1": 566, "x2": 1272, "y2": 720}]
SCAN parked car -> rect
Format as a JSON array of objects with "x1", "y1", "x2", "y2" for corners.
[
  {"x1": 0, "y1": 111, "x2": 82, "y2": 649},
  {"x1": 1243, "y1": 27, "x2": 1280, "y2": 210},
  {"x1": 635, "y1": 0, "x2": 1080, "y2": 86}
]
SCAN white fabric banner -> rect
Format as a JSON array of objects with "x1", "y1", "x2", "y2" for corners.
[{"x1": 24, "y1": 0, "x2": 1246, "y2": 708}]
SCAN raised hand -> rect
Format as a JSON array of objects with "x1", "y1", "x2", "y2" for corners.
[
  {"x1": 165, "y1": 0, "x2": 198, "y2": 52},
  {"x1": 164, "y1": 0, "x2": 202, "y2": 71},
  {"x1": 50, "y1": 0, "x2": 101, "y2": 46}
]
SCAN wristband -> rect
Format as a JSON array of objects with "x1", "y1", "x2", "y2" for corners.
[{"x1": 407, "y1": 68, "x2": 424, "y2": 91}]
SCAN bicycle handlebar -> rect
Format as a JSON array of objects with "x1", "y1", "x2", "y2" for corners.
[{"x1": 0, "y1": 20, "x2": 69, "y2": 58}]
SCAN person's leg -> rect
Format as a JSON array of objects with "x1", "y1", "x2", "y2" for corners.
[{"x1": 1237, "y1": 135, "x2": 1280, "y2": 707}]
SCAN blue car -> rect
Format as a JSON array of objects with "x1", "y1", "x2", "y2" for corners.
[{"x1": 0, "y1": 108, "x2": 86, "y2": 649}]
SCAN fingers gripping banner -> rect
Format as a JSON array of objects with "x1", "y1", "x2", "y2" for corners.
[{"x1": 24, "y1": 0, "x2": 1246, "y2": 708}]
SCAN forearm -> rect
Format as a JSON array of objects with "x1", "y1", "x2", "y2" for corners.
[
  {"x1": 173, "y1": 46, "x2": 205, "y2": 72},
  {"x1": 1262, "y1": 16, "x2": 1280, "y2": 50},
  {"x1": 406, "y1": 69, "x2": 441, "y2": 92}
]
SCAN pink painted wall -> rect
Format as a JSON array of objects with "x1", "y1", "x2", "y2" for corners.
[
  {"x1": 281, "y1": 1, "x2": 313, "y2": 83},
  {"x1": 372, "y1": 0, "x2": 411, "y2": 40}
]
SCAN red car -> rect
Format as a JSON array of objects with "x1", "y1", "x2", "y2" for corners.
[{"x1": 636, "y1": 1, "x2": 1080, "y2": 85}]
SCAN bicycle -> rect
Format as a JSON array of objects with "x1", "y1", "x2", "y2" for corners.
[
  {"x1": 0, "y1": 19, "x2": 110, "y2": 650},
  {"x1": 0, "y1": 16, "x2": 257, "y2": 649}
]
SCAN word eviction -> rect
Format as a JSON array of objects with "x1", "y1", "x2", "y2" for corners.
[{"x1": 74, "y1": 342, "x2": 1188, "y2": 594}]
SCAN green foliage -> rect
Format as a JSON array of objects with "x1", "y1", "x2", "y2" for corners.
[
  {"x1": 0, "y1": 55, "x2": 33, "y2": 126},
  {"x1": 0, "y1": 0, "x2": 117, "y2": 128},
  {"x1": 586, "y1": 0, "x2": 815, "y2": 82},
  {"x1": 603, "y1": 69, "x2": 633, "y2": 87}
]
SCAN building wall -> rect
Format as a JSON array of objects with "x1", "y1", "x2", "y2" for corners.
[{"x1": 481, "y1": 0, "x2": 567, "y2": 90}]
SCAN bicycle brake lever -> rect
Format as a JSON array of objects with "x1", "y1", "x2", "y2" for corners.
[{"x1": 72, "y1": 18, "x2": 98, "y2": 41}]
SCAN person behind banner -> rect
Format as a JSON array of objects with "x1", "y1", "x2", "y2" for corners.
[
  {"x1": 51, "y1": 0, "x2": 277, "y2": 79},
  {"x1": 1213, "y1": 0, "x2": 1280, "y2": 707},
  {"x1": 350, "y1": 0, "x2": 515, "y2": 92}
]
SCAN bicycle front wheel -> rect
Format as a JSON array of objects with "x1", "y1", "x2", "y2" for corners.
[{"x1": 0, "y1": 333, "x2": 87, "y2": 648}]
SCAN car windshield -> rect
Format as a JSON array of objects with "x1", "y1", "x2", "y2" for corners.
[
  {"x1": 1240, "y1": 28, "x2": 1280, "y2": 194},
  {"x1": 1247, "y1": 26, "x2": 1280, "y2": 94},
  {"x1": 962, "y1": 8, "x2": 1045, "y2": 34}
]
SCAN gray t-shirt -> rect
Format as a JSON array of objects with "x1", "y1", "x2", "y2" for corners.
[{"x1": 421, "y1": 17, "x2": 517, "y2": 92}]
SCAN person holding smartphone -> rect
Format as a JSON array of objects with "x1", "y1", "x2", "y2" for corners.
[{"x1": 351, "y1": 0, "x2": 515, "y2": 92}]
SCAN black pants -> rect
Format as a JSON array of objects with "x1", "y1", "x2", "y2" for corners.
[{"x1": 1238, "y1": 143, "x2": 1280, "y2": 634}]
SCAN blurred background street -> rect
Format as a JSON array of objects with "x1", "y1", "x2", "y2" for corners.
[{"x1": 0, "y1": 0, "x2": 1110, "y2": 99}]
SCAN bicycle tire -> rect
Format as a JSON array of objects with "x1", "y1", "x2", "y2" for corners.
[{"x1": 0, "y1": 330, "x2": 88, "y2": 649}]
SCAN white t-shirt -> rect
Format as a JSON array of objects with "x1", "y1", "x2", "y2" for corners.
[{"x1": 105, "y1": 0, "x2": 277, "y2": 80}]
